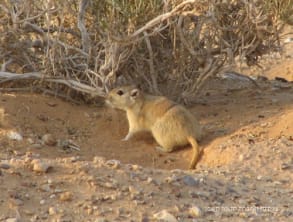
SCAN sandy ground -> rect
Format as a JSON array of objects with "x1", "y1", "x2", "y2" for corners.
[{"x1": 0, "y1": 29, "x2": 293, "y2": 222}]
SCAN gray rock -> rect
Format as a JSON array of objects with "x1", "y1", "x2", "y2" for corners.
[
  {"x1": 0, "y1": 163, "x2": 11, "y2": 169},
  {"x1": 39, "y1": 184, "x2": 51, "y2": 192},
  {"x1": 182, "y1": 175, "x2": 199, "y2": 186}
]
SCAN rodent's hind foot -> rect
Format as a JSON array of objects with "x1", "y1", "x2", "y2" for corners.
[{"x1": 155, "y1": 146, "x2": 173, "y2": 153}]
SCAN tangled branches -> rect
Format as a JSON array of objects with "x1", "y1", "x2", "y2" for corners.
[{"x1": 0, "y1": 0, "x2": 287, "y2": 102}]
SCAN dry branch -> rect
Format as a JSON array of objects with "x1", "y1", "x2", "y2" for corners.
[
  {"x1": 129, "y1": 0, "x2": 196, "y2": 39},
  {"x1": 0, "y1": 72, "x2": 105, "y2": 97}
]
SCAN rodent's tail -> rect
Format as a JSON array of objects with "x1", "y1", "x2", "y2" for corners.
[{"x1": 187, "y1": 136, "x2": 201, "y2": 169}]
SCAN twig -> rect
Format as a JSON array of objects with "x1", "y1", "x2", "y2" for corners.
[
  {"x1": 129, "y1": 0, "x2": 196, "y2": 39},
  {"x1": 143, "y1": 31, "x2": 159, "y2": 93},
  {"x1": 78, "y1": 0, "x2": 91, "y2": 53}
]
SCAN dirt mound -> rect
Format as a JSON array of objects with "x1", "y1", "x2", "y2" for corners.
[{"x1": 268, "y1": 110, "x2": 293, "y2": 139}]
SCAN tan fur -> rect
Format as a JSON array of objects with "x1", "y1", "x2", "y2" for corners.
[{"x1": 106, "y1": 85, "x2": 202, "y2": 169}]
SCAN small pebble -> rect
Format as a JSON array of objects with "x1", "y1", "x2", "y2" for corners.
[
  {"x1": 153, "y1": 210, "x2": 177, "y2": 222},
  {"x1": 105, "y1": 159, "x2": 120, "y2": 169},
  {"x1": 0, "y1": 163, "x2": 11, "y2": 169},
  {"x1": 189, "y1": 205, "x2": 203, "y2": 217},
  {"x1": 27, "y1": 138, "x2": 34, "y2": 144},
  {"x1": 183, "y1": 175, "x2": 199, "y2": 186},
  {"x1": 48, "y1": 206, "x2": 57, "y2": 215},
  {"x1": 59, "y1": 191, "x2": 73, "y2": 201},
  {"x1": 49, "y1": 194, "x2": 56, "y2": 199},
  {"x1": 127, "y1": 164, "x2": 142, "y2": 171},
  {"x1": 42, "y1": 134, "x2": 57, "y2": 146},
  {"x1": 40, "y1": 199, "x2": 46, "y2": 205},
  {"x1": 93, "y1": 156, "x2": 106, "y2": 166},
  {"x1": 239, "y1": 154, "x2": 244, "y2": 161},
  {"x1": 5, "y1": 218, "x2": 19, "y2": 222},
  {"x1": 128, "y1": 186, "x2": 141, "y2": 195},
  {"x1": 40, "y1": 184, "x2": 51, "y2": 192},
  {"x1": 165, "y1": 174, "x2": 179, "y2": 183},
  {"x1": 31, "y1": 159, "x2": 52, "y2": 173},
  {"x1": 7, "y1": 131, "x2": 23, "y2": 141},
  {"x1": 70, "y1": 156, "x2": 80, "y2": 162},
  {"x1": 146, "y1": 177, "x2": 154, "y2": 184},
  {"x1": 94, "y1": 218, "x2": 108, "y2": 222}
]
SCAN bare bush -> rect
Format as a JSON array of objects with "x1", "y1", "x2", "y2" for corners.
[{"x1": 0, "y1": 0, "x2": 288, "y2": 102}]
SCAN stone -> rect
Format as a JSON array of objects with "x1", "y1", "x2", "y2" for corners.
[
  {"x1": 32, "y1": 159, "x2": 52, "y2": 173},
  {"x1": 27, "y1": 138, "x2": 34, "y2": 144},
  {"x1": 7, "y1": 131, "x2": 23, "y2": 141},
  {"x1": 146, "y1": 177, "x2": 154, "y2": 184},
  {"x1": 105, "y1": 159, "x2": 120, "y2": 169},
  {"x1": 59, "y1": 191, "x2": 73, "y2": 201},
  {"x1": 94, "y1": 218, "x2": 108, "y2": 222},
  {"x1": 182, "y1": 175, "x2": 199, "y2": 186},
  {"x1": 239, "y1": 154, "x2": 244, "y2": 161},
  {"x1": 165, "y1": 174, "x2": 179, "y2": 183},
  {"x1": 48, "y1": 206, "x2": 57, "y2": 215},
  {"x1": 153, "y1": 210, "x2": 177, "y2": 222},
  {"x1": 189, "y1": 205, "x2": 203, "y2": 217},
  {"x1": 40, "y1": 199, "x2": 46, "y2": 205},
  {"x1": 128, "y1": 186, "x2": 141, "y2": 195},
  {"x1": 93, "y1": 156, "x2": 106, "y2": 165},
  {"x1": 5, "y1": 218, "x2": 19, "y2": 222},
  {"x1": 0, "y1": 163, "x2": 11, "y2": 169},
  {"x1": 42, "y1": 134, "x2": 57, "y2": 146},
  {"x1": 40, "y1": 184, "x2": 51, "y2": 192}
]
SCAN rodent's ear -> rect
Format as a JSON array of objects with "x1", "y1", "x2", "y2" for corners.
[{"x1": 130, "y1": 88, "x2": 140, "y2": 98}]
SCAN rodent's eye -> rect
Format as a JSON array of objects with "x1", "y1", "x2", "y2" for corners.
[{"x1": 116, "y1": 90, "x2": 124, "y2": 96}]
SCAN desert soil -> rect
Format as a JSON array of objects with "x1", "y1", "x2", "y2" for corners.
[{"x1": 0, "y1": 30, "x2": 293, "y2": 221}]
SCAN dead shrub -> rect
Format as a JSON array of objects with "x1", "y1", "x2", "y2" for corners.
[{"x1": 0, "y1": 0, "x2": 287, "y2": 102}]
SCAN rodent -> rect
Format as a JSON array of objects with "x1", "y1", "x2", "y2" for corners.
[{"x1": 106, "y1": 85, "x2": 202, "y2": 169}]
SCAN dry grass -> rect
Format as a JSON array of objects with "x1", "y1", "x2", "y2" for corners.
[{"x1": 0, "y1": 0, "x2": 287, "y2": 102}]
